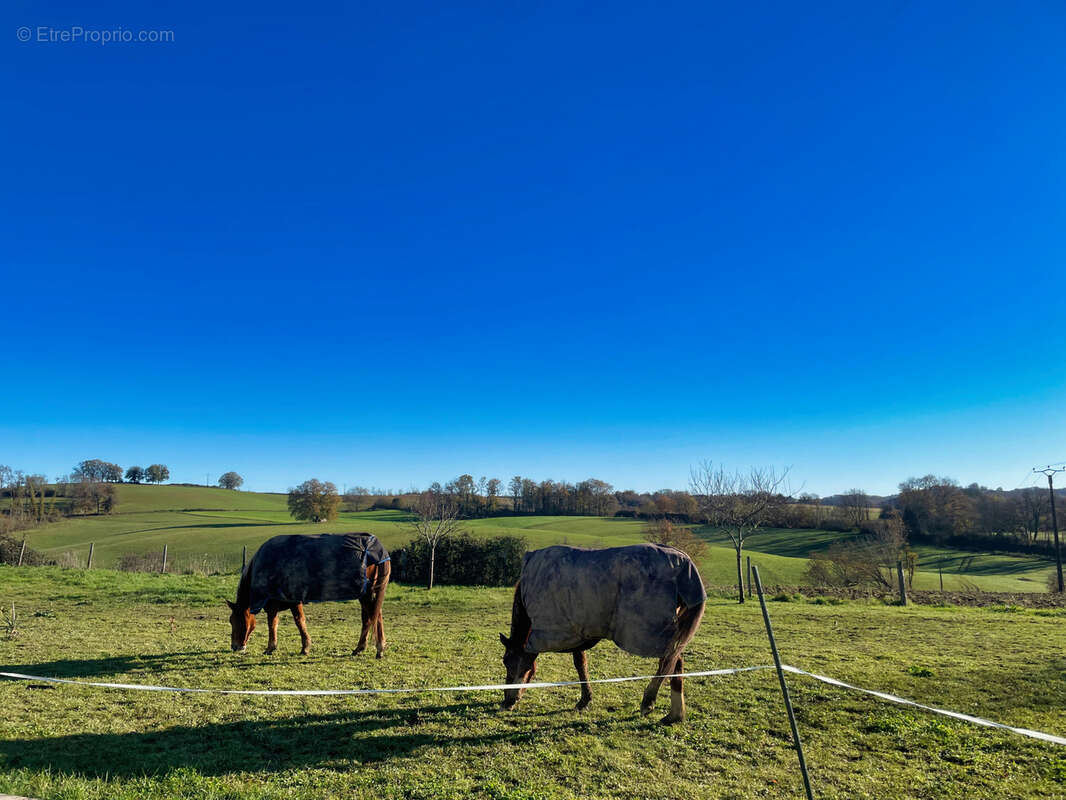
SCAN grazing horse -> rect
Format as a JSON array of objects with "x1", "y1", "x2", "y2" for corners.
[
  {"x1": 227, "y1": 532, "x2": 390, "y2": 657},
  {"x1": 499, "y1": 543, "x2": 705, "y2": 723}
]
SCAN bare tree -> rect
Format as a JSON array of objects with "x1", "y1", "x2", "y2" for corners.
[
  {"x1": 690, "y1": 461, "x2": 790, "y2": 603},
  {"x1": 840, "y1": 488, "x2": 871, "y2": 528},
  {"x1": 343, "y1": 486, "x2": 371, "y2": 512},
  {"x1": 409, "y1": 487, "x2": 464, "y2": 590}
]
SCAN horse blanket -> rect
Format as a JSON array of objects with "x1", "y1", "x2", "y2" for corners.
[
  {"x1": 519, "y1": 543, "x2": 706, "y2": 658},
  {"x1": 246, "y1": 533, "x2": 390, "y2": 613}
]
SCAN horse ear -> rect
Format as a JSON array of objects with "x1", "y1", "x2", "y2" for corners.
[
  {"x1": 225, "y1": 600, "x2": 236, "y2": 610},
  {"x1": 499, "y1": 633, "x2": 510, "y2": 647}
]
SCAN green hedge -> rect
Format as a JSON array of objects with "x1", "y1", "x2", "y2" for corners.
[{"x1": 393, "y1": 533, "x2": 526, "y2": 586}]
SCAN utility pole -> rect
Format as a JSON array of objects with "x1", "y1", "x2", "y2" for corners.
[{"x1": 1034, "y1": 466, "x2": 1064, "y2": 593}]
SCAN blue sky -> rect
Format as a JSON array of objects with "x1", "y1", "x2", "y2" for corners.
[{"x1": 3, "y1": 0, "x2": 1064, "y2": 496}]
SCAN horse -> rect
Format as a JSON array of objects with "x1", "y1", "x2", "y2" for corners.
[
  {"x1": 499, "y1": 543, "x2": 706, "y2": 724},
  {"x1": 227, "y1": 532, "x2": 390, "y2": 657}
]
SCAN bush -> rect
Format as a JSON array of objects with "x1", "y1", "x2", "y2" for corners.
[
  {"x1": 821, "y1": 518, "x2": 854, "y2": 532},
  {"x1": 393, "y1": 534, "x2": 526, "y2": 586},
  {"x1": 0, "y1": 533, "x2": 50, "y2": 566}
]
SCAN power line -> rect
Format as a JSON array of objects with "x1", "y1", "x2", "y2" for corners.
[{"x1": 1033, "y1": 465, "x2": 1065, "y2": 593}]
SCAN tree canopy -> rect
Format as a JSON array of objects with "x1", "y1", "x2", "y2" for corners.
[{"x1": 287, "y1": 478, "x2": 339, "y2": 522}]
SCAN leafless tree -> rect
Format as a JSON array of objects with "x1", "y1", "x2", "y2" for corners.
[
  {"x1": 840, "y1": 488, "x2": 871, "y2": 527},
  {"x1": 409, "y1": 487, "x2": 464, "y2": 590},
  {"x1": 690, "y1": 461, "x2": 790, "y2": 603}
]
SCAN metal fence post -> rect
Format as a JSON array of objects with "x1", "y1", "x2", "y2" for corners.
[
  {"x1": 753, "y1": 565, "x2": 815, "y2": 800},
  {"x1": 161, "y1": 544, "x2": 168, "y2": 574}
]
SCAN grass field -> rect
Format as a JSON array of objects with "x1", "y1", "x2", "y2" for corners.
[
  {"x1": 0, "y1": 566, "x2": 1064, "y2": 799},
  {"x1": 20, "y1": 485, "x2": 1058, "y2": 593}
]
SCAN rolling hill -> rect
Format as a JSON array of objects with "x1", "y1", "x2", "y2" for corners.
[{"x1": 19, "y1": 484, "x2": 1057, "y2": 592}]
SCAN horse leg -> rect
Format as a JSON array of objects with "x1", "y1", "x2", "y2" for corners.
[
  {"x1": 264, "y1": 603, "x2": 279, "y2": 654},
  {"x1": 573, "y1": 650, "x2": 592, "y2": 710},
  {"x1": 640, "y1": 652, "x2": 678, "y2": 717},
  {"x1": 353, "y1": 596, "x2": 372, "y2": 655},
  {"x1": 662, "y1": 655, "x2": 685, "y2": 724},
  {"x1": 291, "y1": 603, "x2": 311, "y2": 655},
  {"x1": 372, "y1": 578, "x2": 387, "y2": 658}
]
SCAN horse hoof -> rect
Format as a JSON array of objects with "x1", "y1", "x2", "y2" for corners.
[
  {"x1": 575, "y1": 700, "x2": 591, "y2": 711},
  {"x1": 352, "y1": 648, "x2": 365, "y2": 656},
  {"x1": 264, "y1": 647, "x2": 276, "y2": 655},
  {"x1": 660, "y1": 713, "x2": 684, "y2": 725},
  {"x1": 640, "y1": 704, "x2": 654, "y2": 717}
]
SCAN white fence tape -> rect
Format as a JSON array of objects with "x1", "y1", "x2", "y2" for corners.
[
  {"x1": 2, "y1": 665, "x2": 1063, "y2": 746},
  {"x1": 779, "y1": 665, "x2": 1066, "y2": 747},
  {"x1": 0, "y1": 665, "x2": 768, "y2": 696}
]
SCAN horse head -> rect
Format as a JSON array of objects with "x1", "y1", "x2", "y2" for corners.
[
  {"x1": 226, "y1": 599, "x2": 256, "y2": 652},
  {"x1": 499, "y1": 632, "x2": 537, "y2": 709}
]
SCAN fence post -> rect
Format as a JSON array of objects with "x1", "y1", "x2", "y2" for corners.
[
  {"x1": 746, "y1": 555, "x2": 753, "y2": 599},
  {"x1": 87, "y1": 542, "x2": 94, "y2": 570},
  {"x1": 938, "y1": 565, "x2": 943, "y2": 593},
  {"x1": 752, "y1": 565, "x2": 815, "y2": 800},
  {"x1": 897, "y1": 560, "x2": 908, "y2": 606},
  {"x1": 17, "y1": 539, "x2": 26, "y2": 567},
  {"x1": 241, "y1": 545, "x2": 247, "y2": 574},
  {"x1": 161, "y1": 544, "x2": 168, "y2": 574}
]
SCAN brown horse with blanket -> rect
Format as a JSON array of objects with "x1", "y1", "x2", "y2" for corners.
[
  {"x1": 499, "y1": 543, "x2": 706, "y2": 723},
  {"x1": 227, "y1": 532, "x2": 390, "y2": 657}
]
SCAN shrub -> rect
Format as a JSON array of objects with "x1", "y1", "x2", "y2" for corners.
[
  {"x1": 0, "y1": 533, "x2": 50, "y2": 566},
  {"x1": 641, "y1": 518, "x2": 707, "y2": 559},
  {"x1": 393, "y1": 533, "x2": 526, "y2": 586},
  {"x1": 821, "y1": 517, "x2": 854, "y2": 532}
]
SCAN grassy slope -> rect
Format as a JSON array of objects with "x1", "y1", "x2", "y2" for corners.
[
  {"x1": 23, "y1": 485, "x2": 1056, "y2": 592},
  {"x1": 0, "y1": 566, "x2": 1064, "y2": 799}
]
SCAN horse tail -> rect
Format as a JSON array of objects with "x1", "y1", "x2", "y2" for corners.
[{"x1": 663, "y1": 596, "x2": 705, "y2": 670}]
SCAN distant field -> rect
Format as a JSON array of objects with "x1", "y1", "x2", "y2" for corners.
[{"x1": 21, "y1": 485, "x2": 1058, "y2": 593}]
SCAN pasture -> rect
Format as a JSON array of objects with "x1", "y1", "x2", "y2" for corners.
[
  {"x1": 0, "y1": 566, "x2": 1065, "y2": 799},
  {"x1": 22, "y1": 485, "x2": 1057, "y2": 593}
]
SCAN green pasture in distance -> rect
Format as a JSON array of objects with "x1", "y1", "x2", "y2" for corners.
[
  {"x1": 0, "y1": 566, "x2": 1064, "y2": 800},
  {"x1": 20, "y1": 485, "x2": 1057, "y2": 593}
]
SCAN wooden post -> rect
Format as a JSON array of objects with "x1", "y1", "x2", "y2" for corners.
[
  {"x1": 161, "y1": 544, "x2": 168, "y2": 574},
  {"x1": 87, "y1": 542, "x2": 94, "y2": 570},
  {"x1": 897, "y1": 560, "x2": 908, "y2": 606},
  {"x1": 746, "y1": 556, "x2": 753, "y2": 599},
  {"x1": 17, "y1": 539, "x2": 26, "y2": 567},
  {"x1": 938, "y1": 564, "x2": 943, "y2": 592},
  {"x1": 241, "y1": 545, "x2": 247, "y2": 574},
  {"x1": 752, "y1": 565, "x2": 815, "y2": 800}
]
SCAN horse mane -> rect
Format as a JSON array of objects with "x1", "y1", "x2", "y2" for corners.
[
  {"x1": 235, "y1": 565, "x2": 252, "y2": 610},
  {"x1": 508, "y1": 583, "x2": 532, "y2": 646}
]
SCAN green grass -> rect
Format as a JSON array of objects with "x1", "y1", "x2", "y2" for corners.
[
  {"x1": 22, "y1": 485, "x2": 1058, "y2": 593},
  {"x1": 1, "y1": 566, "x2": 1064, "y2": 799}
]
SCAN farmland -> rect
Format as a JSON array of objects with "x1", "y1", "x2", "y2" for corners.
[
  {"x1": 1, "y1": 566, "x2": 1065, "y2": 799},
  {"x1": 20, "y1": 485, "x2": 1058, "y2": 593}
]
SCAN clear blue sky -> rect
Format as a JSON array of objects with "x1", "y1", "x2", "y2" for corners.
[{"x1": 3, "y1": 0, "x2": 1064, "y2": 496}]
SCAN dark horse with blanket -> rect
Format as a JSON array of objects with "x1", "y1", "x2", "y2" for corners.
[
  {"x1": 227, "y1": 533, "x2": 391, "y2": 657},
  {"x1": 499, "y1": 543, "x2": 706, "y2": 723}
]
